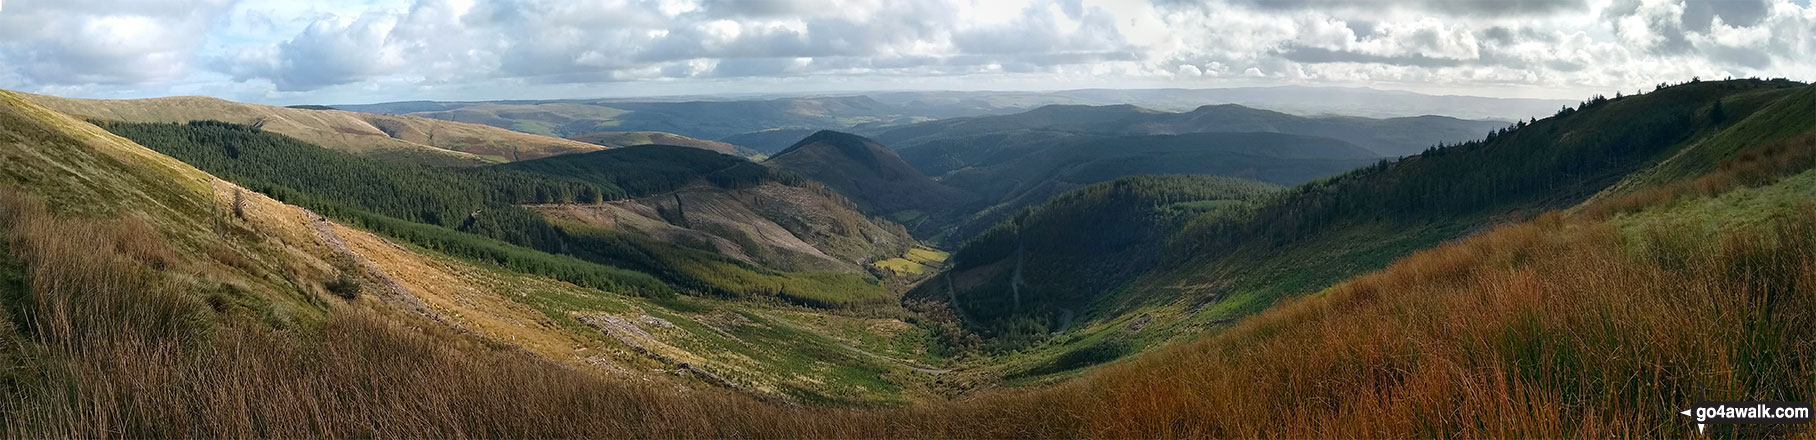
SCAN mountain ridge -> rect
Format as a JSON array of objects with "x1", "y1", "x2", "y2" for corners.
[{"x1": 21, "y1": 93, "x2": 605, "y2": 165}]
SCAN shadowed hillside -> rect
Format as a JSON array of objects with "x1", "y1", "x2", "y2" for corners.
[
  {"x1": 917, "y1": 130, "x2": 1381, "y2": 244},
  {"x1": 929, "y1": 79, "x2": 1815, "y2": 372},
  {"x1": 766, "y1": 131, "x2": 973, "y2": 230}
]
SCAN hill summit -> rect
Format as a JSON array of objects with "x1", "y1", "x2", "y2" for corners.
[{"x1": 766, "y1": 130, "x2": 971, "y2": 218}]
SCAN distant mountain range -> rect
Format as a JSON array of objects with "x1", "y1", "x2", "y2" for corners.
[
  {"x1": 329, "y1": 86, "x2": 1569, "y2": 155},
  {"x1": 869, "y1": 103, "x2": 1507, "y2": 157}
]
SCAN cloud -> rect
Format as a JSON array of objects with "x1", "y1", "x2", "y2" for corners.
[
  {"x1": 0, "y1": 0, "x2": 231, "y2": 86},
  {"x1": 0, "y1": 0, "x2": 1811, "y2": 101},
  {"x1": 1196, "y1": 0, "x2": 1591, "y2": 17}
]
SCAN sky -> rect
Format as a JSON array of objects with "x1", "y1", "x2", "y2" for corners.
[{"x1": 0, "y1": 0, "x2": 1811, "y2": 105}]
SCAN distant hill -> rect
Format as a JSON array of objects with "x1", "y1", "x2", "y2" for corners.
[
  {"x1": 929, "y1": 79, "x2": 1816, "y2": 360},
  {"x1": 865, "y1": 86, "x2": 1575, "y2": 120},
  {"x1": 719, "y1": 128, "x2": 822, "y2": 154},
  {"x1": 0, "y1": 90, "x2": 960, "y2": 415},
  {"x1": 873, "y1": 102, "x2": 1503, "y2": 157},
  {"x1": 567, "y1": 131, "x2": 762, "y2": 158},
  {"x1": 337, "y1": 96, "x2": 937, "y2": 141},
  {"x1": 909, "y1": 130, "x2": 1380, "y2": 243},
  {"x1": 765, "y1": 131, "x2": 973, "y2": 228},
  {"x1": 23, "y1": 93, "x2": 603, "y2": 165}
]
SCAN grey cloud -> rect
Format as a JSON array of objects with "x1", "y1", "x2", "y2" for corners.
[
  {"x1": 1173, "y1": 0, "x2": 1589, "y2": 16},
  {"x1": 1703, "y1": 45, "x2": 1773, "y2": 69},
  {"x1": 207, "y1": 0, "x2": 1139, "y2": 91},
  {"x1": 1276, "y1": 45, "x2": 1467, "y2": 67},
  {"x1": 1481, "y1": 27, "x2": 1516, "y2": 44},
  {"x1": 1682, "y1": 0, "x2": 1770, "y2": 30},
  {"x1": 711, "y1": 58, "x2": 801, "y2": 78},
  {"x1": 7, "y1": 0, "x2": 1811, "y2": 100},
  {"x1": 949, "y1": 3, "x2": 1127, "y2": 55}
]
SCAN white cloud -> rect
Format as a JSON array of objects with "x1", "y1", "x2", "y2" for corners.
[
  {"x1": 0, "y1": 0, "x2": 1810, "y2": 102},
  {"x1": 0, "y1": 0, "x2": 231, "y2": 86}
]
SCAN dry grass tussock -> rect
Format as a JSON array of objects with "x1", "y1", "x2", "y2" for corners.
[
  {"x1": 1, "y1": 167, "x2": 1813, "y2": 436},
  {"x1": 0, "y1": 185, "x2": 1090, "y2": 438},
  {"x1": 1048, "y1": 208, "x2": 1811, "y2": 437},
  {"x1": 1584, "y1": 132, "x2": 1816, "y2": 220}
]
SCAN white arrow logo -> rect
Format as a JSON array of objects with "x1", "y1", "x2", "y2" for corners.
[{"x1": 1681, "y1": 408, "x2": 1704, "y2": 434}]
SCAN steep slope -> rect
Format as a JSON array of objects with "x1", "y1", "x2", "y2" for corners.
[
  {"x1": 897, "y1": 148, "x2": 1816, "y2": 437},
  {"x1": 937, "y1": 175, "x2": 1280, "y2": 343},
  {"x1": 568, "y1": 131, "x2": 763, "y2": 158},
  {"x1": 0, "y1": 90, "x2": 963, "y2": 419},
  {"x1": 23, "y1": 93, "x2": 604, "y2": 164},
  {"x1": 100, "y1": 122, "x2": 914, "y2": 309},
  {"x1": 4, "y1": 81, "x2": 1813, "y2": 438},
  {"x1": 503, "y1": 146, "x2": 919, "y2": 275},
  {"x1": 923, "y1": 131, "x2": 1381, "y2": 243},
  {"x1": 766, "y1": 131, "x2": 973, "y2": 226},
  {"x1": 930, "y1": 79, "x2": 1815, "y2": 371}
]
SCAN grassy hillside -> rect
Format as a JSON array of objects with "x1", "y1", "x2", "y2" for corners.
[
  {"x1": 97, "y1": 122, "x2": 901, "y2": 309},
  {"x1": 896, "y1": 159, "x2": 1816, "y2": 437},
  {"x1": 531, "y1": 182, "x2": 918, "y2": 275},
  {"x1": 23, "y1": 93, "x2": 603, "y2": 164},
  {"x1": 568, "y1": 130, "x2": 763, "y2": 158},
  {"x1": 932, "y1": 79, "x2": 1811, "y2": 366},
  {"x1": 1151, "y1": 79, "x2": 1807, "y2": 315}
]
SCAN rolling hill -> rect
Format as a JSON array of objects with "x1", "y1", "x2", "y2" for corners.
[
  {"x1": 871, "y1": 102, "x2": 1504, "y2": 158},
  {"x1": 927, "y1": 79, "x2": 1816, "y2": 372},
  {"x1": 567, "y1": 131, "x2": 763, "y2": 158},
  {"x1": 338, "y1": 96, "x2": 936, "y2": 142},
  {"x1": 0, "y1": 88, "x2": 978, "y2": 422},
  {"x1": 911, "y1": 130, "x2": 1380, "y2": 243},
  {"x1": 501, "y1": 145, "x2": 918, "y2": 274},
  {"x1": 765, "y1": 131, "x2": 973, "y2": 230},
  {"x1": 21, "y1": 93, "x2": 604, "y2": 165},
  {"x1": 719, "y1": 127, "x2": 823, "y2": 154}
]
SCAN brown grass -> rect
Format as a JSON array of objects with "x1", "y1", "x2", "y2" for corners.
[
  {"x1": 1584, "y1": 132, "x2": 1816, "y2": 220},
  {"x1": 0, "y1": 185, "x2": 1051, "y2": 438},
  {"x1": 1035, "y1": 207, "x2": 1814, "y2": 437},
  {"x1": 2, "y1": 148, "x2": 1814, "y2": 437}
]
